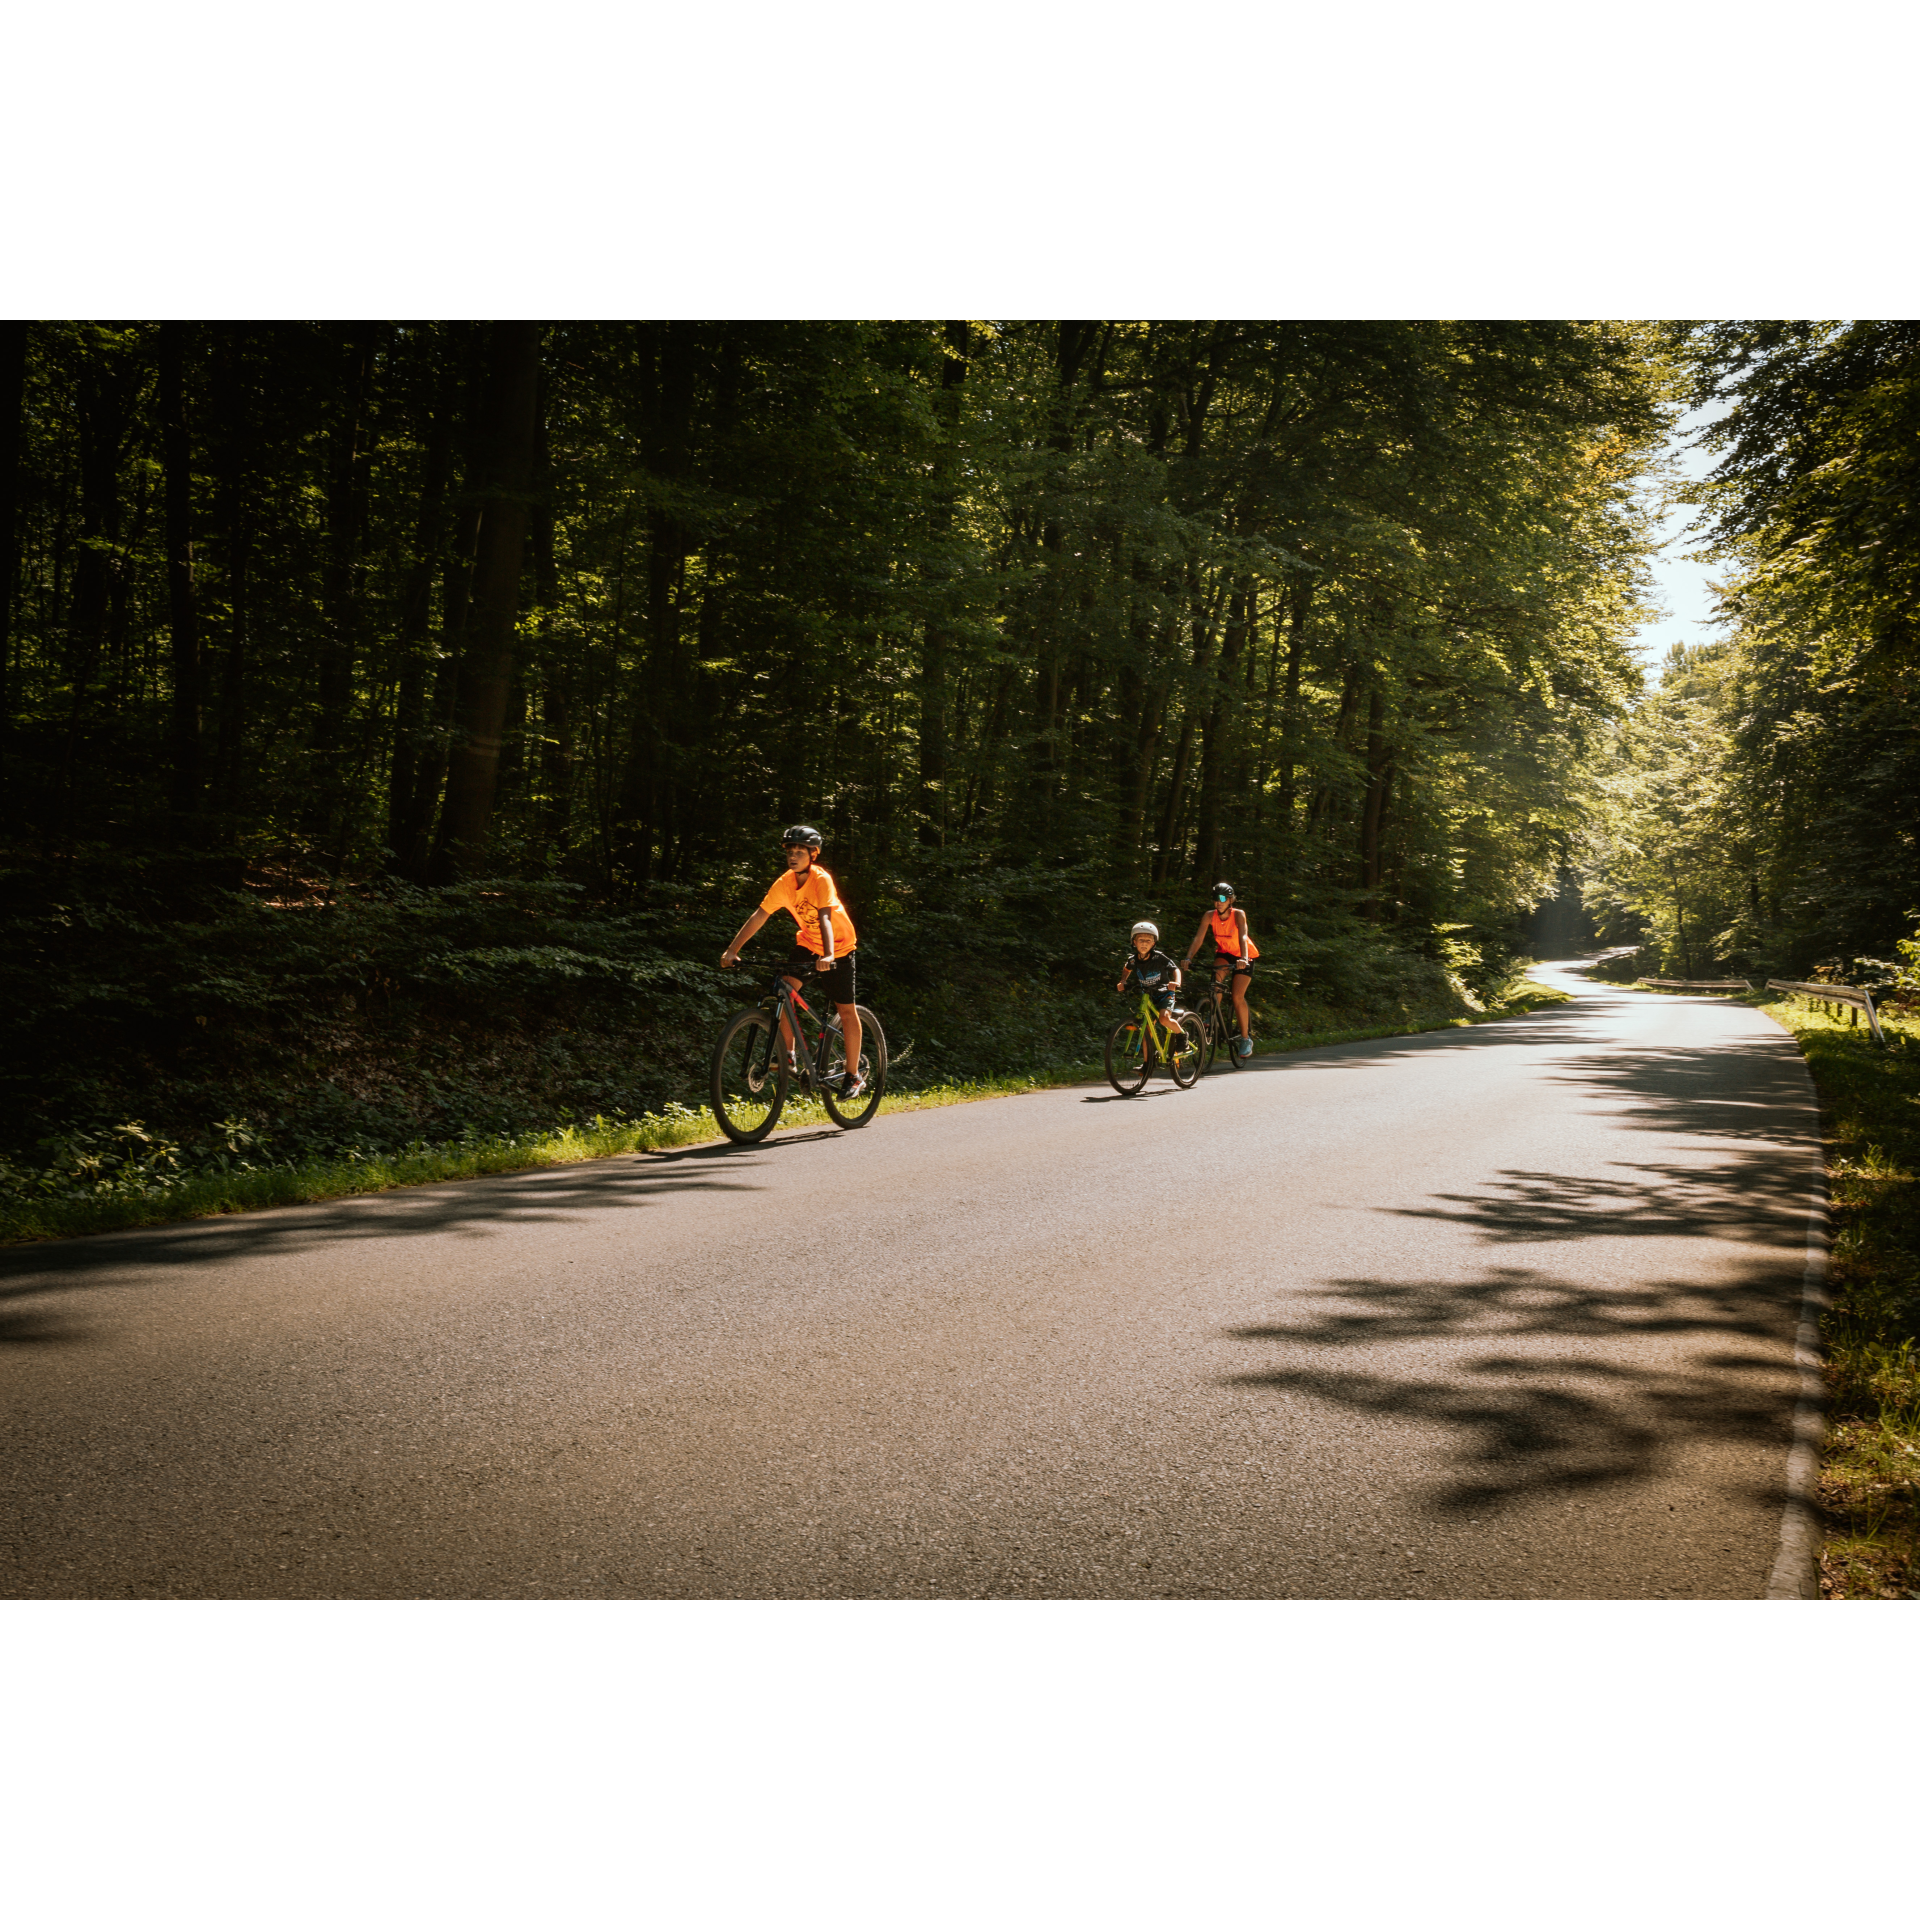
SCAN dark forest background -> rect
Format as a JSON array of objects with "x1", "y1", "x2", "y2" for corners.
[{"x1": 16, "y1": 318, "x2": 1908, "y2": 1181}]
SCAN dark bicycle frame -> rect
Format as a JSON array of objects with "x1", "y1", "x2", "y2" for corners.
[
  {"x1": 1191, "y1": 955, "x2": 1251, "y2": 1070},
  {"x1": 745, "y1": 969, "x2": 856, "y2": 1098}
]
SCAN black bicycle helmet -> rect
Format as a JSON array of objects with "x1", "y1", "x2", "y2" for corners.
[
  {"x1": 1212, "y1": 881, "x2": 1236, "y2": 901},
  {"x1": 781, "y1": 824, "x2": 823, "y2": 852}
]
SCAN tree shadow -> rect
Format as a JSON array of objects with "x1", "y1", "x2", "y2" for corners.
[
  {"x1": 1541, "y1": 1037, "x2": 1815, "y2": 1145},
  {"x1": 0, "y1": 1129, "x2": 841, "y2": 1344},
  {"x1": 1389, "y1": 1154, "x2": 1810, "y2": 1247},
  {"x1": 1225, "y1": 1260, "x2": 1801, "y2": 1514},
  {"x1": 1223, "y1": 1008, "x2": 1815, "y2": 1515}
]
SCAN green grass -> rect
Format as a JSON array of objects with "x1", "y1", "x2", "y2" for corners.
[
  {"x1": 1758, "y1": 994, "x2": 1920, "y2": 1599},
  {"x1": 0, "y1": 993, "x2": 1572, "y2": 1247}
]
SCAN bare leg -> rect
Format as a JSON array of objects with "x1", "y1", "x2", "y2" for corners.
[
  {"x1": 1233, "y1": 970, "x2": 1251, "y2": 1039},
  {"x1": 837, "y1": 1000, "x2": 863, "y2": 1079}
]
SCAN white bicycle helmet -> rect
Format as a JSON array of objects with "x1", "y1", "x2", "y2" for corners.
[{"x1": 1130, "y1": 921, "x2": 1159, "y2": 940}]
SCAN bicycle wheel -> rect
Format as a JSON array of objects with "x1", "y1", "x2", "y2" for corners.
[
  {"x1": 1171, "y1": 1012, "x2": 1205, "y2": 1088},
  {"x1": 1190, "y1": 999, "x2": 1218, "y2": 1076},
  {"x1": 711, "y1": 1008, "x2": 788, "y2": 1144},
  {"x1": 820, "y1": 1004, "x2": 888, "y2": 1129},
  {"x1": 1105, "y1": 1018, "x2": 1150, "y2": 1096}
]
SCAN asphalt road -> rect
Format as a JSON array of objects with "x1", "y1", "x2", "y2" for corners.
[{"x1": 2, "y1": 963, "x2": 1822, "y2": 1599}]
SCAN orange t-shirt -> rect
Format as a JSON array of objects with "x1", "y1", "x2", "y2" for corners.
[{"x1": 760, "y1": 866, "x2": 857, "y2": 957}]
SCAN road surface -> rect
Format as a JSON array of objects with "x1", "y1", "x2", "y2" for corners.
[{"x1": 1, "y1": 963, "x2": 1822, "y2": 1598}]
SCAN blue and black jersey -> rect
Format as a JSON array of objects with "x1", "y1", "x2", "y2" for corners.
[{"x1": 1120, "y1": 946, "x2": 1180, "y2": 1003}]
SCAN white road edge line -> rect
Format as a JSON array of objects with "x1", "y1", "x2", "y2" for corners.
[{"x1": 1766, "y1": 1180, "x2": 1831, "y2": 1600}]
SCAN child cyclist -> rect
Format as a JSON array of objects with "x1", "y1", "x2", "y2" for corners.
[
  {"x1": 1116, "y1": 920, "x2": 1186, "y2": 1044},
  {"x1": 1181, "y1": 880, "x2": 1258, "y2": 1058},
  {"x1": 720, "y1": 825, "x2": 866, "y2": 1097}
]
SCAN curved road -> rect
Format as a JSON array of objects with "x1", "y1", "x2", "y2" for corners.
[{"x1": 2, "y1": 963, "x2": 1822, "y2": 1599}]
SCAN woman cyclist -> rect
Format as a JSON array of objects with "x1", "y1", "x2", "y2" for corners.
[
  {"x1": 1182, "y1": 881, "x2": 1258, "y2": 1058},
  {"x1": 720, "y1": 826, "x2": 866, "y2": 1097}
]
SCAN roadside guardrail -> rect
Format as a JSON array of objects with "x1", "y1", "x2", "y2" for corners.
[
  {"x1": 1635, "y1": 977, "x2": 1753, "y2": 993},
  {"x1": 1767, "y1": 978, "x2": 1887, "y2": 1045}
]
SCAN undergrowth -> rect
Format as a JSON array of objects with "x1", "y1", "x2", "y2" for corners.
[
  {"x1": 1760, "y1": 995, "x2": 1920, "y2": 1599},
  {"x1": 0, "y1": 994, "x2": 1566, "y2": 1246}
]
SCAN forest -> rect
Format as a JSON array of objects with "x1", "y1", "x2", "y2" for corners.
[
  {"x1": 3, "y1": 318, "x2": 1911, "y2": 1190},
  {"x1": 1585, "y1": 321, "x2": 1920, "y2": 997}
]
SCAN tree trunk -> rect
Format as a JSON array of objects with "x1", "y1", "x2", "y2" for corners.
[
  {"x1": 615, "y1": 321, "x2": 697, "y2": 886},
  {"x1": 60, "y1": 335, "x2": 139, "y2": 820},
  {"x1": 1195, "y1": 581, "x2": 1252, "y2": 884},
  {"x1": 1308, "y1": 659, "x2": 1362, "y2": 837},
  {"x1": 210, "y1": 325, "x2": 253, "y2": 813},
  {"x1": 429, "y1": 322, "x2": 543, "y2": 884},
  {"x1": 530, "y1": 390, "x2": 574, "y2": 854},
  {"x1": 1152, "y1": 571, "x2": 1222, "y2": 881},
  {"x1": 0, "y1": 322, "x2": 25, "y2": 779},
  {"x1": 1358, "y1": 682, "x2": 1389, "y2": 908},
  {"x1": 387, "y1": 383, "x2": 454, "y2": 861},
  {"x1": 918, "y1": 320, "x2": 970, "y2": 846},
  {"x1": 311, "y1": 324, "x2": 377, "y2": 837},
  {"x1": 1274, "y1": 580, "x2": 1311, "y2": 836},
  {"x1": 158, "y1": 322, "x2": 203, "y2": 815}
]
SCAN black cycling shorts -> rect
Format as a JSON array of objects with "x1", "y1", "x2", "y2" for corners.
[
  {"x1": 1210, "y1": 954, "x2": 1254, "y2": 980},
  {"x1": 783, "y1": 945, "x2": 857, "y2": 1005}
]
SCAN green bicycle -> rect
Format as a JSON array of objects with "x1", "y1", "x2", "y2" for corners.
[{"x1": 1104, "y1": 991, "x2": 1204, "y2": 1096}]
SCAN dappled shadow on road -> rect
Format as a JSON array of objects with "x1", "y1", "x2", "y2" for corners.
[
  {"x1": 1225, "y1": 1000, "x2": 1818, "y2": 1515},
  {"x1": 1225, "y1": 1259, "x2": 1800, "y2": 1514},
  {"x1": 0, "y1": 1128, "x2": 844, "y2": 1344},
  {"x1": 1542, "y1": 1036, "x2": 1814, "y2": 1145},
  {"x1": 1390, "y1": 1153, "x2": 1809, "y2": 1248}
]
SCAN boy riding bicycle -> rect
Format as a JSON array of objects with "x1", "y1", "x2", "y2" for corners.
[
  {"x1": 720, "y1": 825, "x2": 866, "y2": 1097},
  {"x1": 1181, "y1": 881, "x2": 1258, "y2": 1058},
  {"x1": 1117, "y1": 921, "x2": 1185, "y2": 1040}
]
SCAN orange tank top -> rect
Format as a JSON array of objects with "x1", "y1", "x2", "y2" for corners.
[{"x1": 1210, "y1": 906, "x2": 1259, "y2": 959}]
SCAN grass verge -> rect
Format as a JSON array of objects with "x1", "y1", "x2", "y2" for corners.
[
  {"x1": 1757, "y1": 994, "x2": 1920, "y2": 1599},
  {"x1": 0, "y1": 994, "x2": 1571, "y2": 1248}
]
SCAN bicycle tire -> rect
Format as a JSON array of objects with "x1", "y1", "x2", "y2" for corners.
[
  {"x1": 1191, "y1": 998, "x2": 1219, "y2": 1075},
  {"x1": 1105, "y1": 1018, "x2": 1150, "y2": 1096},
  {"x1": 711, "y1": 1008, "x2": 788, "y2": 1144},
  {"x1": 1171, "y1": 1012, "x2": 1205, "y2": 1088},
  {"x1": 820, "y1": 1004, "x2": 888, "y2": 1129},
  {"x1": 1224, "y1": 1028, "x2": 1249, "y2": 1067}
]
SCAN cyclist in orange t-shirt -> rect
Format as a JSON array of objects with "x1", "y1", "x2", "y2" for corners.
[
  {"x1": 720, "y1": 825, "x2": 866, "y2": 1095},
  {"x1": 1182, "y1": 880, "x2": 1259, "y2": 1057}
]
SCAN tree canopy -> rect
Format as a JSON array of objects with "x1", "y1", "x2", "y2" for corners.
[
  {"x1": 1586, "y1": 321, "x2": 1920, "y2": 982},
  {"x1": 1, "y1": 319, "x2": 1663, "y2": 925}
]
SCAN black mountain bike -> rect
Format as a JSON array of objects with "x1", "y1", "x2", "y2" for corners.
[
  {"x1": 710, "y1": 972, "x2": 887, "y2": 1144},
  {"x1": 1189, "y1": 961, "x2": 1251, "y2": 1074}
]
